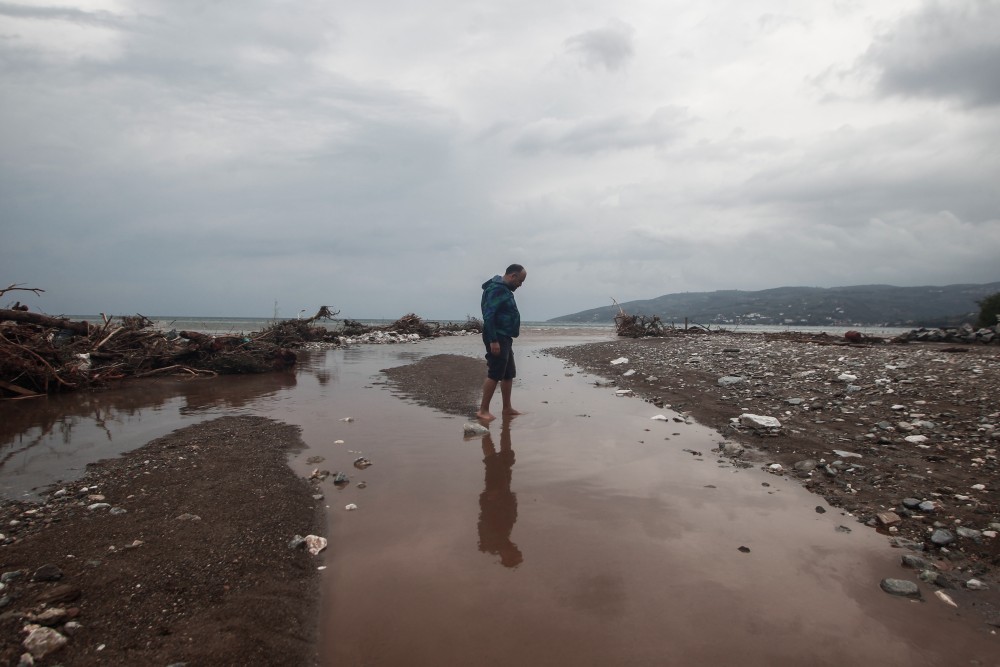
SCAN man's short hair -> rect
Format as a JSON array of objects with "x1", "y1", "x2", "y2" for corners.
[{"x1": 505, "y1": 263, "x2": 524, "y2": 276}]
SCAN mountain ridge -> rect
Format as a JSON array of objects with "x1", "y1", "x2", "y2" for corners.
[{"x1": 547, "y1": 282, "x2": 1000, "y2": 327}]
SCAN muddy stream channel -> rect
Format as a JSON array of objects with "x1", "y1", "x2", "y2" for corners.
[{"x1": 2, "y1": 330, "x2": 996, "y2": 666}]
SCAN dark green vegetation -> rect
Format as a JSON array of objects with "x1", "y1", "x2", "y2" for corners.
[
  {"x1": 549, "y1": 282, "x2": 1000, "y2": 327},
  {"x1": 979, "y1": 292, "x2": 1000, "y2": 328}
]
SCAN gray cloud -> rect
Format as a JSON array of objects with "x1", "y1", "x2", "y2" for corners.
[
  {"x1": 864, "y1": 0, "x2": 1000, "y2": 107},
  {"x1": 1, "y1": 2, "x2": 998, "y2": 321},
  {"x1": 512, "y1": 107, "x2": 691, "y2": 155},
  {"x1": 564, "y1": 19, "x2": 635, "y2": 71}
]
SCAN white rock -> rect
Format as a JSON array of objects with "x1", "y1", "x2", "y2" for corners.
[
  {"x1": 345, "y1": 504, "x2": 358, "y2": 511},
  {"x1": 622, "y1": 369, "x2": 636, "y2": 377},
  {"x1": 610, "y1": 357, "x2": 629, "y2": 365},
  {"x1": 832, "y1": 449, "x2": 862, "y2": 459},
  {"x1": 23, "y1": 626, "x2": 67, "y2": 659},
  {"x1": 303, "y1": 535, "x2": 327, "y2": 555},
  {"x1": 463, "y1": 423, "x2": 489, "y2": 436},
  {"x1": 739, "y1": 414, "x2": 782, "y2": 430},
  {"x1": 838, "y1": 373, "x2": 858, "y2": 382},
  {"x1": 891, "y1": 405, "x2": 906, "y2": 411},
  {"x1": 904, "y1": 435, "x2": 929, "y2": 444},
  {"x1": 334, "y1": 439, "x2": 345, "y2": 444},
  {"x1": 966, "y1": 578, "x2": 989, "y2": 591},
  {"x1": 971, "y1": 484, "x2": 986, "y2": 491},
  {"x1": 615, "y1": 389, "x2": 634, "y2": 397},
  {"x1": 769, "y1": 464, "x2": 783, "y2": 472},
  {"x1": 650, "y1": 415, "x2": 669, "y2": 421},
  {"x1": 934, "y1": 590, "x2": 958, "y2": 607}
]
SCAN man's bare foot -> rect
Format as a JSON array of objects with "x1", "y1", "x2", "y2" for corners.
[
  {"x1": 476, "y1": 411, "x2": 496, "y2": 422},
  {"x1": 502, "y1": 408, "x2": 523, "y2": 416}
]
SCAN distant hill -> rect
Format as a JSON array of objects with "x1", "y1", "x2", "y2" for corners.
[{"x1": 548, "y1": 282, "x2": 1000, "y2": 327}]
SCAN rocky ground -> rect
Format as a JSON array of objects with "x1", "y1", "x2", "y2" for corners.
[
  {"x1": 0, "y1": 416, "x2": 324, "y2": 666},
  {"x1": 547, "y1": 331, "x2": 1000, "y2": 624}
]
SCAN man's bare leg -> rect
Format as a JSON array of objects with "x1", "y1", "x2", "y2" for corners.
[
  {"x1": 477, "y1": 378, "x2": 499, "y2": 421},
  {"x1": 500, "y1": 379, "x2": 522, "y2": 416}
]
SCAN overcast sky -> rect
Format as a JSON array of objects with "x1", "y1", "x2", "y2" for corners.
[{"x1": 2, "y1": 0, "x2": 998, "y2": 321}]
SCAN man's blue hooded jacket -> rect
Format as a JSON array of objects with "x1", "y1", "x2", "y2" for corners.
[{"x1": 481, "y1": 275, "x2": 521, "y2": 343}]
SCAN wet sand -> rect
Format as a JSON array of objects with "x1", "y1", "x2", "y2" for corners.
[{"x1": 1, "y1": 329, "x2": 998, "y2": 665}]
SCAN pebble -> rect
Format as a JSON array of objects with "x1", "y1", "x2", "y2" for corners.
[
  {"x1": 31, "y1": 564, "x2": 63, "y2": 582},
  {"x1": 877, "y1": 511, "x2": 902, "y2": 526},
  {"x1": 901, "y1": 554, "x2": 930, "y2": 569},
  {"x1": 880, "y1": 578, "x2": 921, "y2": 597},
  {"x1": 966, "y1": 578, "x2": 989, "y2": 591},
  {"x1": 934, "y1": 590, "x2": 958, "y2": 607},
  {"x1": 22, "y1": 626, "x2": 68, "y2": 659},
  {"x1": 462, "y1": 423, "x2": 489, "y2": 436},
  {"x1": 930, "y1": 529, "x2": 955, "y2": 546}
]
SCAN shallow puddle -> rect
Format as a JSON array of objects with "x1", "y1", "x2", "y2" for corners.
[{"x1": 1, "y1": 330, "x2": 996, "y2": 665}]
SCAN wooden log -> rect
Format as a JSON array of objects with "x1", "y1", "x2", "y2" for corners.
[
  {"x1": 0, "y1": 309, "x2": 92, "y2": 335},
  {"x1": 0, "y1": 379, "x2": 40, "y2": 397}
]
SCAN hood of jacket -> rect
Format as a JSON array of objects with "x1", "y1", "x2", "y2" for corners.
[{"x1": 482, "y1": 275, "x2": 510, "y2": 292}]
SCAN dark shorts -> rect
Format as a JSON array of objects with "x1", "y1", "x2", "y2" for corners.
[{"x1": 483, "y1": 335, "x2": 516, "y2": 381}]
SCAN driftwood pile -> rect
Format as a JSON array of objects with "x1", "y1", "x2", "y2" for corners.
[
  {"x1": 614, "y1": 311, "x2": 665, "y2": 338},
  {"x1": 343, "y1": 314, "x2": 482, "y2": 338},
  {"x1": 0, "y1": 309, "x2": 308, "y2": 398},
  {"x1": 0, "y1": 284, "x2": 483, "y2": 398}
]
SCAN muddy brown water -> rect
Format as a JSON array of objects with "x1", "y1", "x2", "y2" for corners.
[{"x1": 1, "y1": 329, "x2": 997, "y2": 665}]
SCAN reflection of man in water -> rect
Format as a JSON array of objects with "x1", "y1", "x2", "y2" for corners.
[{"x1": 478, "y1": 417, "x2": 522, "y2": 568}]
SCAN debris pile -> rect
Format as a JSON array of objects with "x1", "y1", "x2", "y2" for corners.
[
  {"x1": 0, "y1": 310, "x2": 300, "y2": 396},
  {"x1": 614, "y1": 311, "x2": 665, "y2": 338}
]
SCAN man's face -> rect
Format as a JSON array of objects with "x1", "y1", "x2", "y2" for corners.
[{"x1": 506, "y1": 270, "x2": 527, "y2": 291}]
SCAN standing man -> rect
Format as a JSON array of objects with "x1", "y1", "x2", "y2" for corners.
[{"x1": 476, "y1": 264, "x2": 527, "y2": 422}]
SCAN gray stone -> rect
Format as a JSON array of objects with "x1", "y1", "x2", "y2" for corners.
[
  {"x1": 918, "y1": 501, "x2": 938, "y2": 513},
  {"x1": 880, "y1": 578, "x2": 921, "y2": 597},
  {"x1": 786, "y1": 398, "x2": 805, "y2": 405},
  {"x1": 901, "y1": 554, "x2": 930, "y2": 569},
  {"x1": 966, "y1": 578, "x2": 989, "y2": 591},
  {"x1": 930, "y1": 529, "x2": 955, "y2": 546},
  {"x1": 31, "y1": 564, "x2": 63, "y2": 582},
  {"x1": 956, "y1": 527, "x2": 982, "y2": 540},
  {"x1": 888, "y1": 537, "x2": 924, "y2": 550},
  {"x1": 901, "y1": 498, "x2": 922, "y2": 510},
  {"x1": 793, "y1": 459, "x2": 818, "y2": 472},
  {"x1": 718, "y1": 376, "x2": 746, "y2": 387},
  {"x1": 721, "y1": 442, "x2": 744, "y2": 457}
]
